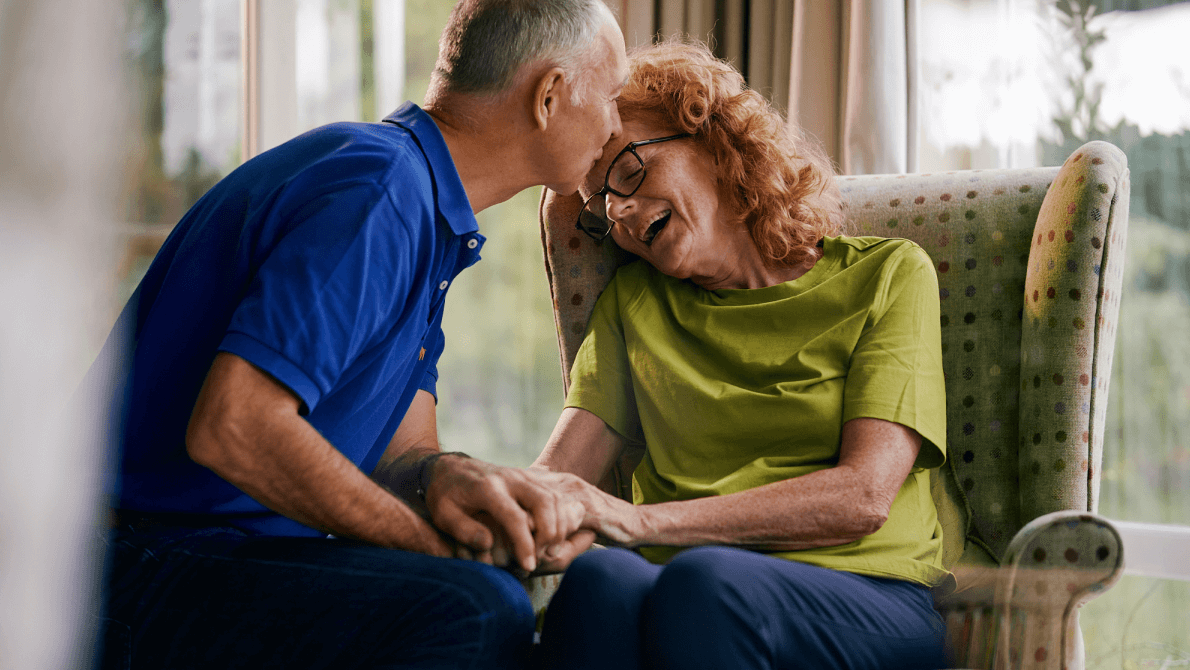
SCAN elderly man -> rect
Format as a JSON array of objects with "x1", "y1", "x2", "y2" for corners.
[{"x1": 95, "y1": 1, "x2": 627, "y2": 668}]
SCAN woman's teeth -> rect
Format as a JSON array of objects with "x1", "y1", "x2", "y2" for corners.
[{"x1": 643, "y1": 210, "x2": 672, "y2": 246}]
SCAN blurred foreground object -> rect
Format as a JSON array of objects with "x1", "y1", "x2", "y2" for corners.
[{"x1": 0, "y1": 0, "x2": 127, "y2": 668}]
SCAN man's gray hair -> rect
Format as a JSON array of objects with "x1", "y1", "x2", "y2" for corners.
[{"x1": 429, "y1": 0, "x2": 613, "y2": 104}]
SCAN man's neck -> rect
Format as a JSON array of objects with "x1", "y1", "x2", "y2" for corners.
[{"x1": 424, "y1": 105, "x2": 538, "y2": 215}]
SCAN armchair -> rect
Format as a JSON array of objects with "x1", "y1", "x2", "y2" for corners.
[{"x1": 529, "y1": 140, "x2": 1131, "y2": 670}]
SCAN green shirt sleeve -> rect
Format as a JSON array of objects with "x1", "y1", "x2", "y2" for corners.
[
  {"x1": 842, "y1": 244, "x2": 947, "y2": 468},
  {"x1": 565, "y1": 272, "x2": 644, "y2": 443}
]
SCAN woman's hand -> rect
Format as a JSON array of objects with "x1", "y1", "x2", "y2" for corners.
[
  {"x1": 527, "y1": 469, "x2": 643, "y2": 546},
  {"x1": 533, "y1": 529, "x2": 598, "y2": 574},
  {"x1": 532, "y1": 406, "x2": 644, "y2": 542},
  {"x1": 452, "y1": 509, "x2": 598, "y2": 576}
]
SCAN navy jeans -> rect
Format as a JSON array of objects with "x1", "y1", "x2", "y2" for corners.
[
  {"x1": 99, "y1": 525, "x2": 535, "y2": 669},
  {"x1": 534, "y1": 546, "x2": 948, "y2": 670}
]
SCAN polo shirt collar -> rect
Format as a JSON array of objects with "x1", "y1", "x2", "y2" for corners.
[{"x1": 383, "y1": 102, "x2": 479, "y2": 236}]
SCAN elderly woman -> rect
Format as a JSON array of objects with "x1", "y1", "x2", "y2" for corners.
[{"x1": 529, "y1": 41, "x2": 950, "y2": 670}]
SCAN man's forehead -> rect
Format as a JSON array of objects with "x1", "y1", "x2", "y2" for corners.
[{"x1": 597, "y1": 15, "x2": 628, "y2": 88}]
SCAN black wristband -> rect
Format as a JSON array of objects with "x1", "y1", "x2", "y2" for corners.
[{"x1": 416, "y1": 451, "x2": 471, "y2": 501}]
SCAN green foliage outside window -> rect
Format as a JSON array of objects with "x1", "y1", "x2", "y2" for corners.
[{"x1": 1040, "y1": 2, "x2": 1190, "y2": 666}]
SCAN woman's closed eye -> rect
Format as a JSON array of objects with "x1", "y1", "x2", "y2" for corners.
[{"x1": 610, "y1": 165, "x2": 643, "y2": 190}]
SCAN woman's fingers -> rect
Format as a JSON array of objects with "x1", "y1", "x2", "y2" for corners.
[
  {"x1": 424, "y1": 457, "x2": 618, "y2": 571},
  {"x1": 535, "y1": 529, "x2": 598, "y2": 574}
]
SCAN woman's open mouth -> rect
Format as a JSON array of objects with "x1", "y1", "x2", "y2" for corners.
[{"x1": 643, "y1": 210, "x2": 671, "y2": 246}]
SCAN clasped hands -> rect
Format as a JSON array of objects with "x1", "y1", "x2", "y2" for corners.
[{"x1": 420, "y1": 456, "x2": 635, "y2": 575}]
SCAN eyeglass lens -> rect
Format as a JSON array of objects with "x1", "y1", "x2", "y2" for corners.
[{"x1": 579, "y1": 150, "x2": 645, "y2": 238}]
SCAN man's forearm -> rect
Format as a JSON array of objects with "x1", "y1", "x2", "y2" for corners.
[
  {"x1": 192, "y1": 409, "x2": 444, "y2": 550},
  {"x1": 187, "y1": 353, "x2": 451, "y2": 555}
]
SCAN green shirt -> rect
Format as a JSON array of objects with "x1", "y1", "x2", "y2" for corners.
[{"x1": 566, "y1": 236, "x2": 950, "y2": 586}]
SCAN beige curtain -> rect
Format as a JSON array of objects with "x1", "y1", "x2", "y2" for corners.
[
  {"x1": 612, "y1": 0, "x2": 918, "y2": 175},
  {"x1": 612, "y1": 0, "x2": 794, "y2": 117}
]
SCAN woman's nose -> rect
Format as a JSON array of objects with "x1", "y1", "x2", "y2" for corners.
[{"x1": 604, "y1": 192, "x2": 633, "y2": 223}]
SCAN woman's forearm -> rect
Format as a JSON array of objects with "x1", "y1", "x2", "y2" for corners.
[
  {"x1": 610, "y1": 465, "x2": 891, "y2": 551},
  {"x1": 598, "y1": 418, "x2": 922, "y2": 551}
]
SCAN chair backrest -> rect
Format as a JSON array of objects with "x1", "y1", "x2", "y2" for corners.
[{"x1": 539, "y1": 140, "x2": 1130, "y2": 570}]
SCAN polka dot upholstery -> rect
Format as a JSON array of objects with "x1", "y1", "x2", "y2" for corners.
[
  {"x1": 532, "y1": 141, "x2": 1130, "y2": 669},
  {"x1": 1017, "y1": 147, "x2": 1129, "y2": 527},
  {"x1": 996, "y1": 512, "x2": 1124, "y2": 670},
  {"x1": 537, "y1": 189, "x2": 642, "y2": 498}
]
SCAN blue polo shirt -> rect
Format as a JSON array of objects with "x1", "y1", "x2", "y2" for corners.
[{"x1": 104, "y1": 103, "x2": 483, "y2": 537}]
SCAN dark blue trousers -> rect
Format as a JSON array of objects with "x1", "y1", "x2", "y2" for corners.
[
  {"x1": 534, "y1": 546, "x2": 947, "y2": 670},
  {"x1": 99, "y1": 525, "x2": 535, "y2": 669}
]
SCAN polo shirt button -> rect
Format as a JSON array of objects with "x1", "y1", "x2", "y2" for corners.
[
  {"x1": 467, "y1": 239, "x2": 478, "y2": 249},
  {"x1": 438, "y1": 280, "x2": 449, "y2": 290}
]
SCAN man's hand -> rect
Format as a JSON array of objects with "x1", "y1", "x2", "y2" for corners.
[
  {"x1": 455, "y1": 518, "x2": 597, "y2": 576},
  {"x1": 425, "y1": 457, "x2": 589, "y2": 573}
]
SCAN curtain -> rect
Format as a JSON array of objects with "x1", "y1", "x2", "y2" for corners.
[
  {"x1": 614, "y1": 0, "x2": 794, "y2": 117},
  {"x1": 613, "y1": 0, "x2": 918, "y2": 176}
]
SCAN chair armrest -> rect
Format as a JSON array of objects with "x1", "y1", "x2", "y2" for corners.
[
  {"x1": 994, "y1": 511, "x2": 1124, "y2": 670},
  {"x1": 935, "y1": 511, "x2": 1123, "y2": 669},
  {"x1": 522, "y1": 572, "x2": 566, "y2": 623}
]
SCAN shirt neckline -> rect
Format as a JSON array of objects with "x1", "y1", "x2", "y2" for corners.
[
  {"x1": 707, "y1": 236, "x2": 842, "y2": 304},
  {"x1": 382, "y1": 102, "x2": 479, "y2": 237}
]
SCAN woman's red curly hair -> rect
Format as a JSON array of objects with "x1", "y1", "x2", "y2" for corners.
[{"x1": 617, "y1": 39, "x2": 842, "y2": 268}]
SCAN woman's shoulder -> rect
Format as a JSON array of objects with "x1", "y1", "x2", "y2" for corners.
[
  {"x1": 830, "y1": 234, "x2": 926, "y2": 256},
  {"x1": 828, "y1": 235, "x2": 933, "y2": 274},
  {"x1": 600, "y1": 259, "x2": 656, "y2": 310},
  {"x1": 606, "y1": 259, "x2": 700, "y2": 314}
]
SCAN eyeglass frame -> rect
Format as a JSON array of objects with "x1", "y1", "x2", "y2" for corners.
[{"x1": 574, "y1": 133, "x2": 694, "y2": 242}]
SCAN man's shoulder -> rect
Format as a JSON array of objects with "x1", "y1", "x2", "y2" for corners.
[
  {"x1": 261, "y1": 121, "x2": 436, "y2": 218},
  {"x1": 301, "y1": 121, "x2": 430, "y2": 182}
]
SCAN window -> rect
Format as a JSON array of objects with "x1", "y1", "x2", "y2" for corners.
[
  {"x1": 120, "y1": 0, "x2": 242, "y2": 309},
  {"x1": 920, "y1": 0, "x2": 1190, "y2": 665}
]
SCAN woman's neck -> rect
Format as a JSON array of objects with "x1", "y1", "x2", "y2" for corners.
[{"x1": 691, "y1": 238, "x2": 819, "y2": 291}]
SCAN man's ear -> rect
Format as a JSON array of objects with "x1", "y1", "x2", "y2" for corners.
[{"x1": 532, "y1": 67, "x2": 567, "y2": 131}]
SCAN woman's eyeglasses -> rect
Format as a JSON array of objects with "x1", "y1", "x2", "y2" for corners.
[{"x1": 575, "y1": 134, "x2": 693, "y2": 241}]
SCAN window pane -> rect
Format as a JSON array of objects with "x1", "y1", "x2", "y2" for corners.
[
  {"x1": 401, "y1": 0, "x2": 565, "y2": 465},
  {"x1": 921, "y1": 0, "x2": 1190, "y2": 661},
  {"x1": 295, "y1": 0, "x2": 362, "y2": 128},
  {"x1": 1082, "y1": 575, "x2": 1190, "y2": 669},
  {"x1": 121, "y1": 0, "x2": 242, "y2": 308}
]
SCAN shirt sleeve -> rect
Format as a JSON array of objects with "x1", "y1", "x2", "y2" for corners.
[
  {"x1": 842, "y1": 244, "x2": 947, "y2": 468},
  {"x1": 418, "y1": 326, "x2": 443, "y2": 401},
  {"x1": 219, "y1": 182, "x2": 417, "y2": 414},
  {"x1": 564, "y1": 272, "x2": 644, "y2": 443}
]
